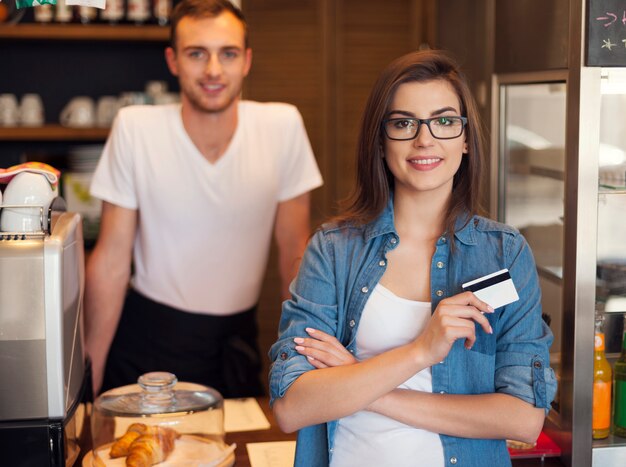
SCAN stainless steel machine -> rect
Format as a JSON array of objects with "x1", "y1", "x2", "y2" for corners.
[{"x1": 0, "y1": 200, "x2": 89, "y2": 466}]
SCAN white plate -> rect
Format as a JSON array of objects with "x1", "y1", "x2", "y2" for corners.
[{"x1": 82, "y1": 435, "x2": 236, "y2": 467}]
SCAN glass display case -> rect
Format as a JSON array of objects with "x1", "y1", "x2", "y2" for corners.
[
  {"x1": 492, "y1": 65, "x2": 626, "y2": 466},
  {"x1": 494, "y1": 73, "x2": 567, "y2": 414},
  {"x1": 596, "y1": 72, "x2": 626, "y2": 350},
  {"x1": 86, "y1": 372, "x2": 234, "y2": 467},
  {"x1": 592, "y1": 70, "x2": 626, "y2": 465}
]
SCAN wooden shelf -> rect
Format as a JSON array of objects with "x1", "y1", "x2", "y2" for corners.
[
  {"x1": 529, "y1": 166, "x2": 564, "y2": 181},
  {"x1": 0, "y1": 125, "x2": 109, "y2": 141},
  {"x1": 508, "y1": 164, "x2": 565, "y2": 182},
  {"x1": 599, "y1": 185, "x2": 626, "y2": 195},
  {"x1": 0, "y1": 23, "x2": 169, "y2": 42}
]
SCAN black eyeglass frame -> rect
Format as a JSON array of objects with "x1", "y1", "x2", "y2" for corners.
[{"x1": 382, "y1": 116, "x2": 468, "y2": 141}]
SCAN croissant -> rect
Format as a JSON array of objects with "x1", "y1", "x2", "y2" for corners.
[
  {"x1": 128, "y1": 423, "x2": 149, "y2": 434},
  {"x1": 125, "y1": 431, "x2": 177, "y2": 467},
  {"x1": 109, "y1": 423, "x2": 180, "y2": 465},
  {"x1": 109, "y1": 430, "x2": 141, "y2": 458},
  {"x1": 109, "y1": 423, "x2": 150, "y2": 458}
]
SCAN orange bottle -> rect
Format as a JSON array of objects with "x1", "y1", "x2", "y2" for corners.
[{"x1": 593, "y1": 313, "x2": 612, "y2": 439}]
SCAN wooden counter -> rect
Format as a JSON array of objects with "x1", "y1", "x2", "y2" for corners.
[
  {"x1": 225, "y1": 397, "x2": 295, "y2": 466},
  {"x1": 226, "y1": 398, "x2": 564, "y2": 467}
]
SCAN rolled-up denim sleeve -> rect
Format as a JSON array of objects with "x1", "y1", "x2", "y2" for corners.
[
  {"x1": 494, "y1": 234, "x2": 558, "y2": 413},
  {"x1": 268, "y1": 230, "x2": 339, "y2": 406}
]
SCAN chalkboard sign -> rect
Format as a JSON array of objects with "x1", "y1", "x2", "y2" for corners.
[{"x1": 587, "y1": 0, "x2": 626, "y2": 66}]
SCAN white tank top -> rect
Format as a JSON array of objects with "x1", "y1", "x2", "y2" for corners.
[{"x1": 330, "y1": 284, "x2": 445, "y2": 467}]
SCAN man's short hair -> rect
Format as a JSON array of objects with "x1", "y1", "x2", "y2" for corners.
[{"x1": 169, "y1": 0, "x2": 248, "y2": 50}]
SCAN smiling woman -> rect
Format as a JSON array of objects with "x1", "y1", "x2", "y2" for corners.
[
  {"x1": 382, "y1": 79, "x2": 467, "y2": 204},
  {"x1": 268, "y1": 50, "x2": 557, "y2": 467}
]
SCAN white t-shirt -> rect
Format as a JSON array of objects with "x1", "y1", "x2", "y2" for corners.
[
  {"x1": 90, "y1": 101, "x2": 323, "y2": 314},
  {"x1": 330, "y1": 284, "x2": 445, "y2": 467}
]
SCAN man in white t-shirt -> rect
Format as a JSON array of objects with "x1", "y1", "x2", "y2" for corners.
[{"x1": 85, "y1": 0, "x2": 322, "y2": 397}]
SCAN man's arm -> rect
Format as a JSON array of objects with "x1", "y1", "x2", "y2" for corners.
[
  {"x1": 84, "y1": 201, "x2": 137, "y2": 394},
  {"x1": 273, "y1": 192, "x2": 311, "y2": 300}
]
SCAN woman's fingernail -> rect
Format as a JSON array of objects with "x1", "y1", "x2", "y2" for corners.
[
  {"x1": 307, "y1": 355, "x2": 315, "y2": 361},
  {"x1": 487, "y1": 305, "x2": 494, "y2": 312},
  {"x1": 293, "y1": 337, "x2": 304, "y2": 344},
  {"x1": 465, "y1": 344, "x2": 472, "y2": 350},
  {"x1": 295, "y1": 345, "x2": 305, "y2": 351},
  {"x1": 488, "y1": 325, "x2": 493, "y2": 334},
  {"x1": 305, "y1": 327, "x2": 316, "y2": 334}
]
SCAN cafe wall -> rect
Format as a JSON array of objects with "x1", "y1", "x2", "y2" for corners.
[{"x1": 243, "y1": 0, "x2": 436, "y2": 388}]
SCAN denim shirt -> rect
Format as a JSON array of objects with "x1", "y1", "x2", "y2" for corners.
[{"x1": 269, "y1": 200, "x2": 557, "y2": 467}]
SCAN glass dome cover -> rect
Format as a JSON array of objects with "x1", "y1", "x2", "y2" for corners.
[{"x1": 86, "y1": 372, "x2": 235, "y2": 467}]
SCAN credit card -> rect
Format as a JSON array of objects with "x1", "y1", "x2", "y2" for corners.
[{"x1": 461, "y1": 268, "x2": 519, "y2": 309}]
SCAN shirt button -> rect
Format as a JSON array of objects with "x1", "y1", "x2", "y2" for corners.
[
  {"x1": 361, "y1": 286, "x2": 369, "y2": 293},
  {"x1": 280, "y1": 352, "x2": 288, "y2": 360},
  {"x1": 534, "y1": 361, "x2": 543, "y2": 369},
  {"x1": 440, "y1": 390, "x2": 445, "y2": 394},
  {"x1": 436, "y1": 290, "x2": 444, "y2": 297},
  {"x1": 436, "y1": 261, "x2": 444, "y2": 269},
  {"x1": 349, "y1": 320, "x2": 356, "y2": 328},
  {"x1": 390, "y1": 238, "x2": 397, "y2": 244},
  {"x1": 439, "y1": 361, "x2": 445, "y2": 364},
  {"x1": 349, "y1": 349, "x2": 354, "y2": 353},
  {"x1": 450, "y1": 457, "x2": 457, "y2": 464},
  {"x1": 379, "y1": 260, "x2": 386, "y2": 266}
]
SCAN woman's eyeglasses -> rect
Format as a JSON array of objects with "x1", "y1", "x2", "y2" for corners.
[{"x1": 382, "y1": 116, "x2": 467, "y2": 140}]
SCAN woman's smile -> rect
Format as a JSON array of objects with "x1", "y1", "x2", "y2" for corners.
[{"x1": 407, "y1": 156, "x2": 443, "y2": 170}]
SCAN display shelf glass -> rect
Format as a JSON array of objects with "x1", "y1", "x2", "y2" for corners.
[
  {"x1": 498, "y1": 81, "x2": 567, "y2": 413},
  {"x1": 596, "y1": 84, "x2": 626, "y2": 316}
]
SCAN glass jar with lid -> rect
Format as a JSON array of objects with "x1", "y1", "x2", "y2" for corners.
[{"x1": 85, "y1": 372, "x2": 235, "y2": 466}]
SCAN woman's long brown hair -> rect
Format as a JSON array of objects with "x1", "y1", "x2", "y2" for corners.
[{"x1": 335, "y1": 50, "x2": 486, "y2": 241}]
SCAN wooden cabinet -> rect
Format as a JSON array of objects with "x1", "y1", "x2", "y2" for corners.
[{"x1": 0, "y1": 22, "x2": 175, "y2": 164}]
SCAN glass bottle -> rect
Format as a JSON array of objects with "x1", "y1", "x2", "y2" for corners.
[
  {"x1": 34, "y1": 4, "x2": 54, "y2": 23},
  {"x1": 126, "y1": 0, "x2": 150, "y2": 24},
  {"x1": 100, "y1": 0, "x2": 125, "y2": 24},
  {"x1": 55, "y1": 0, "x2": 74, "y2": 23},
  {"x1": 613, "y1": 314, "x2": 626, "y2": 438},
  {"x1": 78, "y1": 6, "x2": 98, "y2": 24},
  {"x1": 153, "y1": 0, "x2": 172, "y2": 26},
  {"x1": 593, "y1": 312, "x2": 612, "y2": 439}
]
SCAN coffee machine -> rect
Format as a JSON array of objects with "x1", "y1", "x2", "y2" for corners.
[{"x1": 0, "y1": 201, "x2": 89, "y2": 466}]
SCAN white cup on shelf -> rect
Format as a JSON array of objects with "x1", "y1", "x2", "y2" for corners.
[
  {"x1": 145, "y1": 80, "x2": 169, "y2": 104},
  {"x1": 96, "y1": 96, "x2": 121, "y2": 128},
  {"x1": 118, "y1": 92, "x2": 148, "y2": 108},
  {"x1": 19, "y1": 93, "x2": 45, "y2": 127},
  {"x1": 153, "y1": 92, "x2": 180, "y2": 105},
  {"x1": 60, "y1": 96, "x2": 96, "y2": 128},
  {"x1": 0, "y1": 94, "x2": 19, "y2": 127}
]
